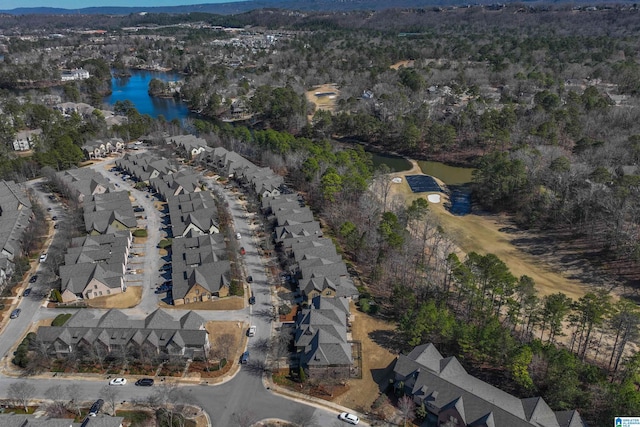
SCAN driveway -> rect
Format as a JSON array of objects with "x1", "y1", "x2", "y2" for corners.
[
  {"x1": 88, "y1": 158, "x2": 164, "y2": 315},
  {"x1": 0, "y1": 159, "x2": 369, "y2": 427}
]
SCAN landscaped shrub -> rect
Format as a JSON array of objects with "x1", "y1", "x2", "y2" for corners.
[
  {"x1": 132, "y1": 229, "x2": 148, "y2": 237},
  {"x1": 51, "y1": 313, "x2": 72, "y2": 326},
  {"x1": 12, "y1": 332, "x2": 36, "y2": 368},
  {"x1": 52, "y1": 289, "x2": 62, "y2": 303},
  {"x1": 278, "y1": 304, "x2": 292, "y2": 315},
  {"x1": 229, "y1": 280, "x2": 244, "y2": 296},
  {"x1": 158, "y1": 238, "x2": 172, "y2": 249}
]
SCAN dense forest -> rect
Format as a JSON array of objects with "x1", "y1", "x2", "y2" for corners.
[{"x1": 1, "y1": 5, "x2": 640, "y2": 424}]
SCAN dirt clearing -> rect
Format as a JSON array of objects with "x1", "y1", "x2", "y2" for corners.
[
  {"x1": 86, "y1": 286, "x2": 142, "y2": 309},
  {"x1": 333, "y1": 304, "x2": 397, "y2": 412},
  {"x1": 386, "y1": 160, "x2": 592, "y2": 300},
  {"x1": 390, "y1": 60, "x2": 415, "y2": 70},
  {"x1": 305, "y1": 84, "x2": 339, "y2": 119}
]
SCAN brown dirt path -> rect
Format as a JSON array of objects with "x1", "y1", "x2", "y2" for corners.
[{"x1": 387, "y1": 160, "x2": 593, "y2": 300}]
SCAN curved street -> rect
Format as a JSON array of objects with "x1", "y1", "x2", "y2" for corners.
[{"x1": 0, "y1": 155, "x2": 367, "y2": 427}]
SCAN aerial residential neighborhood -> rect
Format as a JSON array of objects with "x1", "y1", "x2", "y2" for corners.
[{"x1": 2, "y1": 0, "x2": 639, "y2": 425}]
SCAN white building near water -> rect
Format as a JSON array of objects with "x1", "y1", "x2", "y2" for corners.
[{"x1": 61, "y1": 68, "x2": 90, "y2": 81}]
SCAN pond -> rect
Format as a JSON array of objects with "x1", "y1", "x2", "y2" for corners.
[
  {"x1": 370, "y1": 151, "x2": 413, "y2": 173},
  {"x1": 104, "y1": 69, "x2": 190, "y2": 121}
]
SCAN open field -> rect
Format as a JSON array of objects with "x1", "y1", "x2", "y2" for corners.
[
  {"x1": 333, "y1": 303, "x2": 397, "y2": 412},
  {"x1": 305, "y1": 83, "x2": 339, "y2": 118},
  {"x1": 386, "y1": 161, "x2": 594, "y2": 300},
  {"x1": 86, "y1": 286, "x2": 142, "y2": 308}
]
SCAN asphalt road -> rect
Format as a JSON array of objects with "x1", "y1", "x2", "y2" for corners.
[{"x1": 0, "y1": 157, "x2": 366, "y2": 427}]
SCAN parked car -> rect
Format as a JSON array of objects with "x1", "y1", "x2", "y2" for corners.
[
  {"x1": 88, "y1": 399, "x2": 104, "y2": 417},
  {"x1": 10, "y1": 309, "x2": 21, "y2": 319},
  {"x1": 109, "y1": 377, "x2": 127, "y2": 386},
  {"x1": 29, "y1": 275, "x2": 37, "y2": 283},
  {"x1": 240, "y1": 351, "x2": 250, "y2": 364},
  {"x1": 133, "y1": 207, "x2": 144, "y2": 213},
  {"x1": 47, "y1": 207, "x2": 52, "y2": 211},
  {"x1": 53, "y1": 224, "x2": 59, "y2": 229},
  {"x1": 247, "y1": 325, "x2": 256, "y2": 337},
  {"x1": 23, "y1": 288, "x2": 31, "y2": 297},
  {"x1": 236, "y1": 232, "x2": 241, "y2": 240},
  {"x1": 51, "y1": 216, "x2": 57, "y2": 221},
  {"x1": 249, "y1": 291, "x2": 256, "y2": 305},
  {"x1": 240, "y1": 247, "x2": 246, "y2": 255},
  {"x1": 135, "y1": 378, "x2": 154, "y2": 386},
  {"x1": 247, "y1": 276, "x2": 253, "y2": 283},
  {"x1": 39, "y1": 253, "x2": 47, "y2": 263},
  {"x1": 338, "y1": 413, "x2": 360, "y2": 425}
]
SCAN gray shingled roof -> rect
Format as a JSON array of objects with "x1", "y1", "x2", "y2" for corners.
[
  {"x1": 171, "y1": 260, "x2": 231, "y2": 300},
  {"x1": 274, "y1": 221, "x2": 321, "y2": 242},
  {"x1": 83, "y1": 192, "x2": 137, "y2": 234},
  {"x1": 167, "y1": 192, "x2": 219, "y2": 237},
  {"x1": 294, "y1": 296, "x2": 352, "y2": 368},
  {"x1": 393, "y1": 344, "x2": 587, "y2": 427},
  {"x1": 0, "y1": 180, "x2": 32, "y2": 262}
]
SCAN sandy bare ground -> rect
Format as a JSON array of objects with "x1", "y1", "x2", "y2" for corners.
[
  {"x1": 305, "y1": 83, "x2": 339, "y2": 120},
  {"x1": 389, "y1": 60, "x2": 415, "y2": 70},
  {"x1": 387, "y1": 160, "x2": 593, "y2": 300},
  {"x1": 86, "y1": 286, "x2": 143, "y2": 309}
]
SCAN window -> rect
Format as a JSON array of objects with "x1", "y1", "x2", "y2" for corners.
[
  {"x1": 325, "y1": 290, "x2": 332, "y2": 295},
  {"x1": 185, "y1": 298, "x2": 189, "y2": 303},
  {"x1": 195, "y1": 289, "x2": 200, "y2": 295},
  {"x1": 107, "y1": 290, "x2": 110, "y2": 295},
  {"x1": 94, "y1": 285, "x2": 98, "y2": 289}
]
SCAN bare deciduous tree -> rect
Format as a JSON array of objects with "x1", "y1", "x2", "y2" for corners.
[
  {"x1": 8, "y1": 382, "x2": 36, "y2": 412},
  {"x1": 100, "y1": 384, "x2": 120, "y2": 416},
  {"x1": 44, "y1": 385, "x2": 66, "y2": 417},
  {"x1": 398, "y1": 395, "x2": 416, "y2": 427},
  {"x1": 65, "y1": 384, "x2": 83, "y2": 417}
]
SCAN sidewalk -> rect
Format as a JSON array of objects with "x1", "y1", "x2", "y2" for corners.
[{"x1": 262, "y1": 373, "x2": 393, "y2": 427}]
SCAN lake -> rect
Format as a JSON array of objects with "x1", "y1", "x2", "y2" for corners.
[
  {"x1": 105, "y1": 70, "x2": 190, "y2": 121},
  {"x1": 370, "y1": 151, "x2": 412, "y2": 172}
]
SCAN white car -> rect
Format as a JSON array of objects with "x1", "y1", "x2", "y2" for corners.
[
  {"x1": 39, "y1": 253, "x2": 47, "y2": 263},
  {"x1": 235, "y1": 232, "x2": 242, "y2": 240},
  {"x1": 109, "y1": 377, "x2": 127, "y2": 386},
  {"x1": 248, "y1": 325, "x2": 256, "y2": 337},
  {"x1": 338, "y1": 412, "x2": 359, "y2": 425}
]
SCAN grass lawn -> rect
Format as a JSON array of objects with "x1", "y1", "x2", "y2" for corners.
[
  {"x1": 204, "y1": 320, "x2": 247, "y2": 375},
  {"x1": 86, "y1": 286, "x2": 142, "y2": 309},
  {"x1": 386, "y1": 160, "x2": 592, "y2": 300},
  {"x1": 332, "y1": 303, "x2": 398, "y2": 413},
  {"x1": 160, "y1": 296, "x2": 244, "y2": 311}
]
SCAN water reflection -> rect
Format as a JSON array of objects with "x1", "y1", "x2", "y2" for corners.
[{"x1": 105, "y1": 70, "x2": 190, "y2": 121}]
